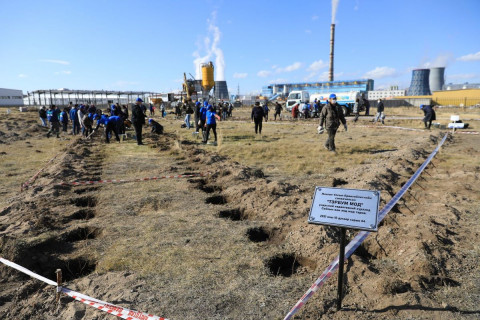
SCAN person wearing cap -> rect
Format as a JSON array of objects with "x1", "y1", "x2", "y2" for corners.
[
  {"x1": 131, "y1": 97, "x2": 146, "y2": 145},
  {"x1": 203, "y1": 105, "x2": 220, "y2": 145},
  {"x1": 372, "y1": 99, "x2": 385, "y2": 124},
  {"x1": 420, "y1": 104, "x2": 436, "y2": 129},
  {"x1": 148, "y1": 118, "x2": 163, "y2": 134},
  {"x1": 251, "y1": 101, "x2": 265, "y2": 134},
  {"x1": 318, "y1": 93, "x2": 347, "y2": 152},
  {"x1": 46, "y1": 105, "x2": 61, "y2": 138}
]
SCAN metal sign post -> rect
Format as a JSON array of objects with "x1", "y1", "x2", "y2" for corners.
[
  {"x1": 308, "y1": 187, "x2": 380, "y2": 311},
  {"x1": 336, "y1": 228, "x2": 346, "y2": 311}
]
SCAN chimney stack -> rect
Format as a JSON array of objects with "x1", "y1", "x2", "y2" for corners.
[{"x1": 329, "y1": 24, "x2": 335, "y2": 82}]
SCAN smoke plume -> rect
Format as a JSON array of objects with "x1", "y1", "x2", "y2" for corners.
[
  {"x1": 332, "y1": 0, "x2": 340, "y2": 24},
  {"x1": 192, "y1": 11, "x2": 225, "y2": 81}
]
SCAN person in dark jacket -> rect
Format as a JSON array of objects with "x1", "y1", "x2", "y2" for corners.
[
  {"x1": 274, "y1": 102, "x2": 282, "y2": 120},
  {"x1": 46, "y1": 105, "x2": 61, "y2": 138},
  {"x1": 39, "y1": 107, "x2": 47, "y2": 127},
  {"x1": 318, "y1": 94, "x2": 347, "y2": 152},
  {"x1": 149, "y1": 119, "x2": 163, "y2": 134},
  {"x1": 421, "y1": 104, "x2": 436, "y2": 129},
  {"x1": 372, "y1": 99, "x2": 385, "y2": 124},
  {"x1": 131, "y1": 98, "x2": 146, "y2": 145},
  {"x1": 251, "y1": 101, "x2": 265, "y2": 134},
  {"x1": 194, "y1": 101, "x2": 201, "y2": 133}
]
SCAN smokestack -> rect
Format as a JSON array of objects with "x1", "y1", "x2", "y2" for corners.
[{"x1": 329, "y1": 24, "x2": 335, "y2": 82}]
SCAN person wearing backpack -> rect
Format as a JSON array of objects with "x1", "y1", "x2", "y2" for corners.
[
  {"x1": 60, "y1": 107, "x2": 69, "y2": 133},
  {"x1": 46, "y1": 105, "x2": 61, "y2": 138}
]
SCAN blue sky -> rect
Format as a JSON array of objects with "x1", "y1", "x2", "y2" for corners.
[{"x1": 1, "y1": 0, "x2": 479, "y2": 95}]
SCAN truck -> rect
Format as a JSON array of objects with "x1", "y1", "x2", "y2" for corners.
[{"x1": 286, "y1": 90, "x2": 366, "y2": 116}]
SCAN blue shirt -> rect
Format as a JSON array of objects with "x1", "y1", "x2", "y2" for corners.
[
  {"x1": 69, "y1": 108, "x2": 78, "y2": 121},
  {"x1": 206, "y1": 110, "x2": 216, "y2": 125},
  {"x1": 200, "y1": 107, "x2": 207, "y2": 121}
]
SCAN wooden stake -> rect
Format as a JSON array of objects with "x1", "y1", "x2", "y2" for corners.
[{"x1": 55, "y1": 269, "x2": 62, "y2": 303}]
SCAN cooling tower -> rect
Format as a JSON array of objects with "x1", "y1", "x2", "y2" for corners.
[
  {"x1": 329, "y1": 24, "x2": 335, "y2": 82},
  {"x1": 429, "y1": 67, "x2": 445, "y2": 92},
  {"x1": 214, "y1": 81, "x2": 229, "y2": 100},
  {"x1": 408, "y1": 69, "x2": 431, "y2": 96}
]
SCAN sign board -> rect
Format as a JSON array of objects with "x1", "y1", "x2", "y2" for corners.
[
  {"x1": 308, "y1": 187, "x2": 380, "y2": 231},
  {"x1": 447, "y1": 123, "x2": 465, "y2": 129}
]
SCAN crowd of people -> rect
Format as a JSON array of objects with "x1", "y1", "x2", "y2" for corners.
[{"x1": 37, "y1": 95, "x2": 437, "y2": 153}]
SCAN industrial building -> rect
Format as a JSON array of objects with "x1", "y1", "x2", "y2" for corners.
[
  {"x1": 368, "y1": 86, "x2": 406, "y2": 100},
  {"x1": 0, "y1": 88, "x2": 24, "y2": 106},
  {"x1": 262, "y1": 79, "x2": 374, "y2": 98},
  {"x1": 24, "y1": 89, "x2": 157, "y2": 108}
]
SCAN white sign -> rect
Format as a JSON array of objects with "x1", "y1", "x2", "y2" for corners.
[{"x1": 308, "y1": 187, "x2": 380, "y2": 231}]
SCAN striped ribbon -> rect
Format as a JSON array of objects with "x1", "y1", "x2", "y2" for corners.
[{"x1": 283, "y1": 133, "x2": 448, "y2": 320}]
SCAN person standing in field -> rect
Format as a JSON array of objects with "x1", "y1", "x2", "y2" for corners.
[
  {"x1": 352, "y1": 98, "x2": 360, "y2": 123},
  {"x1": 318, "y1": 93, "x2": 347, "y2": 152},
  {"x1": 60, "y1": 107, "x2": 69, "y2": 133},
  {"x1": 263, "y1": 102, "x2": 269, "y2": 122},
  {"x1": 274, "y1": 101, "x2": 282, "y2": 120},
  {"x1": 251, "y1": 101, "x2": 265, "y2": 134},
  {"x1": 203, "y1": 105, "x2": 220, "y2": 145},
  {"x1": 372, "y1": 98, "x2": 385, "y2": 124},
  {"x1": 131, "y1": 97, "x2": 146, "y2": 145},
  {"x1": 46, "y1": 105, "x2": 61, "y2": 138},
  {"x1": 39, "y1": 106, "x2": 47, "y2": 127}
]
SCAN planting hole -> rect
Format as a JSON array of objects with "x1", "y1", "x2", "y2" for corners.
[
  {"x1": 205, "y1": 195, "x2": 227, "y2": 205},
  {"x1": 265, "y1": 253, "x2": 301, "y2": 277},
  {"x1": 63, "y1": 227, "x2": 101, "y2": 242},
  {"x1": 218, "y1": 208, "x2": 243, "y2": 221},
  {"x1": 246, "y1": 227, "x2": 269, "y2": 242},
  {"x1": 69, "y1": 209, "x2": 95, "y2": 220},
  {"x1": 70, "y1": 196, "x2": 97, "y2": 207}
]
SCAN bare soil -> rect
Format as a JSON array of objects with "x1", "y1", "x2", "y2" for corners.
[{"x1": 0, "y1": 108, "x2": 479, "y2": 320}]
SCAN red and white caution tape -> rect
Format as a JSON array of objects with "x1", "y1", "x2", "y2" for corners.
[
  {"x1": 283, "y1": 133, "x2": 449, "y2": 320},
  {"x1": 0, "y1": 257, "x2": 168, "y2": 320},
  {"x1": 61, "y1": 287, "x2": 167, "y2": 320},
  {"x1": 455, "y1": 131, "x2": 479, "y2": 135},
  {"x1": 57, "y1": 173, "x2": 209, "y2": 187}
]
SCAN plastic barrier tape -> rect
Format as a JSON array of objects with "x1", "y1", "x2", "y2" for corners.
[
  {"x1": 0, "y1": 257, "x2": 57, "y2": 286},
  {"x1": 283, "y1": 133, "x2": 448, "y2": 320},
  {"x1": 61, "y1": 287, "x2": 167, "y2": 320},
  {"x1": 0, "y1": 257, "x2": 168, "y2": 320},
  {"x1": 56, "y1": 173, "x2": 209, "y2": 187}
]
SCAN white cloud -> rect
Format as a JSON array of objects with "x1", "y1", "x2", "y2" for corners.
[
  {"x1": 40, "y1": 59, "x2": 70, "y2": 65},
  {"x1": 457, "y1": 51, "x2": 480, "y2": 62},
  {"x1": 54, "y1": 70, "x2": 71, "y2": 75},
  {"x1": 275, "y1": 62, "x2": 302, "y2": 73},
  {"x1": 363, "y1": 66, "x2": 397, "y2": 79},
  {"x1": 233, "y1": 72, "x2": 248, "y2": 79},
  {"x1": 18, "y1": 74, "x2": 27, "y2": 78},
  {"x1": 312, "y1": 15, "x2": 319, "y2": 20},
  {"x1": 307, "y1": 59, "x2": 328, "y2": 72},
  {"x1": 257, "y1": 70, "x2": 271, "y2": 77}
]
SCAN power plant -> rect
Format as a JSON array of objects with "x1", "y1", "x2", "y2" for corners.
[
  {"x1": 408, "y1": 69, "x2": 431, "y2": 96},
  {"x1": 429, "y1": 67, "x2": 445, "y2": 92}
]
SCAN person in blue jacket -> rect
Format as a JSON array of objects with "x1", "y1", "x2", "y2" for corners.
[
  {"x1": 59, "y1": 107, "x2": 69, "y2": 133},
  {"x1": 70, "y1": 104, "x2": 80, "y2": 135},
  {"x1": 199, "y1": 103, "x2": 208, "y2": 139},
  {"x1": 46, "y1": 105, "x2": 61, "y2": 138},
  {"x1": 203, "y1": 105, "x2": 220, "y2": 145},
  {"x1": 94, "y1": 114, "x2": 121, "y2": 143}
]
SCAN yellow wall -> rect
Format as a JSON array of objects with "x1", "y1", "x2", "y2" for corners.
[{"x1": 393, "y1": 89, "x2": 480, "y2": 106}]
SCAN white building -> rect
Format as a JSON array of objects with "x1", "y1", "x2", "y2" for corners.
[
  {"x1": 0, "y1": 88, "x2": 24, "y2": 106},
  {"x1": 368, "y1": 87, "x2": 406, "y2": 100}
]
